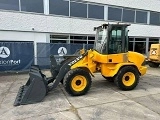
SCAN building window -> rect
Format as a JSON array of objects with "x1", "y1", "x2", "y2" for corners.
[
  {"x1": 70, "y1": 2, "x2": 87, "y2": 18},
  {"x1": 108, "y1": 7, "x2": 122, "y2": 21},
  {"x1": 50, "y1": 34, "x2": 69, "y2": 43},
  {"x1": 88, "y1": 41, "x2": 94, "y2": 44},
  {"x1": 150, "y1": 12, "x2": 160, "y2": 25},
  {"x1": 128, "y1": 38, "x2": 134, "y2": 51},
  {"x1": 70, "y1": 40, "x2": 87, "y2": 44},
  {"x1": 134, "y1": 38, "x2": 146, "y2": 54},
  {"x1": 49, "y1": 0, "x2": 69, "y2": 16},
  {"x1": 50, "y1": 40, "x2": 67, "y2": 43},
  {"x1": 135, "y1": 42, "x2": 146, "y2": 54},
  {"x1": 70, "y1": 35, "x2": 87, "y2": 40},
  {"x1": 70, "y1": 35, "x2": 87, "y2": 44},
  {"x1": 88, "y1": 36, "x2": 95, "y2": 44},
  {"x1": 21, "y1": 0, "x2": 44, "y2": 13},
  {"x1": 88, "y1": 36, "x2": 95, "y2": 40},
  {"x1": 122, "y1": 8, "x2": 135, "y2": 23},
  {"x1": 136, "y1": 10, "x2": 147, "y2": 24},
  {"x1": 50, "y1": 34, "x2": 69, "y2": 40},
  {"x1": 0, "y1": 0, "x2": 19, "y2": 11},
  {"x1": 88, "y1": 4, "x2": 104, "y2": 19}
]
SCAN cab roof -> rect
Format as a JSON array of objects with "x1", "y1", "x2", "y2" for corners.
[{"x1": 94, "y1": 23, "x2": 131, "y2": 31}]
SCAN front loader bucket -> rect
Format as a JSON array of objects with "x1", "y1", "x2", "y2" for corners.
[{"x1": 14, "y1": 65, "x2": 48, "y2": 106}]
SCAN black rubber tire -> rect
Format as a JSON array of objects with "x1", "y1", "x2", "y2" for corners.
[
  {"x1": 114, "y1": 66, "x2": 139, "y2": 91},
  {"x1": 102, "y1": 75, "x2": 114, "y2": 82},
  {"x1": 59, "y1": 57, "x2": 77, "y2": 84},
  {"x1": 148, "y1": 61, "x2": 159, "y2": 68},
  {"x1": 63, "y1": 68, "x2": 92, "y2": 96}
]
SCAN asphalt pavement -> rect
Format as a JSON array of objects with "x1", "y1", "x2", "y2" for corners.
[{"x1": 0, "y1": 66, "x2": 160, "y2": 120}]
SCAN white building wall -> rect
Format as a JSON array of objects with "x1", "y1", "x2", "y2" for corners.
[
  {"x1": 0, "y1": 0, "x2": 160, "y2": 42},
  {"x1": 0, "y1": 31, "x2": 48, "y2": 42},
  {"x1": 128, "y1": 24, "x2": 160, "y2": 37},
  {"x1": 0, "y1": 11, "x2": 160, "y2": 39}
]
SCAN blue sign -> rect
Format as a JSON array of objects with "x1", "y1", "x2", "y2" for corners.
[
  {"x1": 0, "y1": 42, "x2": 34, "y2": 71},
  {"x1": 37, "y1": 43, "x2": 93, "y2": 69}
]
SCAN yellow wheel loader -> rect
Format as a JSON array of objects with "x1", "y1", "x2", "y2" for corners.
[
  {"x1": 147, "y1": 43, "x2": 160, "y2": 68},
  {"x1": 14, "y1": 23, "x2": 147, "y2": 106}
]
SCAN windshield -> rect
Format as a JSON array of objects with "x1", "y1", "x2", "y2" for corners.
[{"x1": 94, "y1": 28, "x2": 107, "y2": 53}]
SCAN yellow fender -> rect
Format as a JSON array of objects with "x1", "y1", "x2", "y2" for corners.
[
  {"x1": 108, "y1": 63, "x2": 137, "y2": 77},
  {"x1": 71, "y1": 65, "x2": 95, "y2": 77}
]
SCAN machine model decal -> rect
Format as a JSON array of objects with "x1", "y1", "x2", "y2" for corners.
[{"x1": 68, "y1": 55, "x2": 83, "y2": 66}]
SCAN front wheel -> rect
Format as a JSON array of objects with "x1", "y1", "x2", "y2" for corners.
[
  {"x1": 63, "y1": 68, "x2": 92, "y2": 96},
  {"x1": 114, "y1": 66, "x2": 140, "y2": 91}
]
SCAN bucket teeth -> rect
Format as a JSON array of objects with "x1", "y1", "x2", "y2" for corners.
[
  {"x1": 14, "y1": 85, "x2": 30, "y2": 106},
  {"x1": 14, "y1": 85, "x2": 26, "y2": 106}
]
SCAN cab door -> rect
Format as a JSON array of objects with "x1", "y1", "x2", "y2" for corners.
[{"x1": 107, "y1": 25, "x2": 128, "y2": 63}]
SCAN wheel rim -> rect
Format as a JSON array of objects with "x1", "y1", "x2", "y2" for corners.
[
  {"x1": 71, "y1": 75, "x2": 87, "y2": 92},
  {"x1": 122, "y1": 72, "x2": 135, "y2": 86}
]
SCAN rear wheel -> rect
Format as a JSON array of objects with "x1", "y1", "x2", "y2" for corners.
[
  {"x1": 64, "y1": 68, "x2": 92, "y2": 96},
  {"x1": 114, "y1": 66, "x2": 139, "y2": 90},
  {"x1": 148, "y1": 61, "x2": 159, "y2": 68}
]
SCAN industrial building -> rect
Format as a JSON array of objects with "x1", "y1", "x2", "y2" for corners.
[{"x1": 0, "y1": 0, "x2": 160, "y2": 70}]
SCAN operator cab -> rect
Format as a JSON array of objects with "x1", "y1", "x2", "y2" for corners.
[{"x1": 93, "y1": 23, "x2": 130, "y2": 54}]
